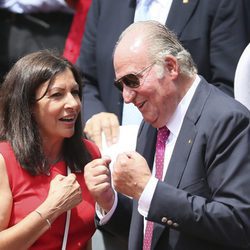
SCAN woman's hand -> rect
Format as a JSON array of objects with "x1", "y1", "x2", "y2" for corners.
[{"x1": 37, "y1": 173, "x2": 82, "y2": 222}]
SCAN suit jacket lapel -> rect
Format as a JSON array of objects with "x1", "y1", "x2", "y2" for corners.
[
  {"x1": 136, "y1": 122, "x2": 157, "y2": 170},
  {"x1": 117, "y1": 0, "x2": 136, "y2": 27},
  {"x1": 164, "y1": 119, "x2": 197, "y2": 187},
  {"x1": 152, "y1": 78, "x2": 211, "y2": 247},
  {"x1": 165, "y1": 78, "x2": 211, "y2": 186},
  {"x1": 166, "y1": 0, "x2": 199, "y2": 36}
]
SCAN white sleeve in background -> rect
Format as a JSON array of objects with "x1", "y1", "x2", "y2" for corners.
[
  {"x1": 234, "y1": 43, "x2": 250, "y2": 111},
  {"x1": 1, "y1": 0, "x2": 71, "y2": 13}
]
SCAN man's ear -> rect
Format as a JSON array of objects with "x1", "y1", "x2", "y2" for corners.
[{"x1": 164, "y1": 55, "x2": 179, "y2": 79}]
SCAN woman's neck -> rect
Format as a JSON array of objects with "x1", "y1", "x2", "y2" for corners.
[{"x1": 43, "y1": 139, "x2": 63, "y2": 164}]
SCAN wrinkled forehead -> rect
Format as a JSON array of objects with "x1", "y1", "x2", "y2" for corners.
[
  {"x1": 114, "y1": 47, "x2": 150, "y2": 81},
  {"x1": 114, "y1": 34, "x2": 148, "y2": 68}
]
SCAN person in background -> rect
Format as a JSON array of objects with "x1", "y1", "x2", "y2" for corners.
[
  {"x1": 84, "y1": 20, "x2": 250, "y2": 250},
  {"x1": 0, "y1": 50, "x2": 100, "y2": 249},
  {"x1": 78, "y1": 0, "x2": 249, "y2": 149},
  {"x1": 234, "y1": 43, "x2": 250, "y2": 111},
  {"x1": 63, "y1": 0, "x2": 92, "y2": 64},
  {"x1": 0, "y1": 0, "x2": 74, "y2": 83}
]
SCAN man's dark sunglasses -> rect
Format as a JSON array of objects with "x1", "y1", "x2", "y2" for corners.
[{"x1": 114, "y1": 62, "x2": 156, "y2": 92}]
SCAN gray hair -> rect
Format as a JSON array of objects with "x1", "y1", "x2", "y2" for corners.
[{"x1": 116, "y1": 20, "x2": 197, "y2": 78}]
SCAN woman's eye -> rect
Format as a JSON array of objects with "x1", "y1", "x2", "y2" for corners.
[{"x1": 50, "y1": 92, "x2": 62, "y2": 98}]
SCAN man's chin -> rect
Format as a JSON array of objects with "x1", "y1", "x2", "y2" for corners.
[{"x1": 143, "y1": 116, "x2": 158, "y2": 127}]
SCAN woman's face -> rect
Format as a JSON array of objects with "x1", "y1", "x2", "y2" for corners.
[{"x1": 33, "y1": 68, "x2": 81, "y2": 143}]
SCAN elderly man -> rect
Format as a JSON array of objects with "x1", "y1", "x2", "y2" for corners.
[
  {"x1": 81, "y1": 0, "x2": 249, "y2": 149},
  {"x1": 84, "y1": 21, "x2": 250, "y2": 250}
]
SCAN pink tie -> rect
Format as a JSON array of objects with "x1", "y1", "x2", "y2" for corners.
[{"x1": 143, "y1": 126, "x2": 170, "y2": 250}]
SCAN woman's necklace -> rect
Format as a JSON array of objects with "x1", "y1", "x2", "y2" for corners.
[
  {"x1": 49, "y1": 155, "x2": 63, "y2": 165},
  {"x1": 46, "y1": 155, "x2": 63, "y2": 176}
]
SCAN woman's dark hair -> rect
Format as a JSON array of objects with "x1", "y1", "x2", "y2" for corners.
[{"x1": 0, "y1": 50, "x2": 92, "y2": 175}]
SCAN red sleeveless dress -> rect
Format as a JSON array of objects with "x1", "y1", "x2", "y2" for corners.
[{"x1": 0, "y1": 140, "x2": 100, "y2": 250}]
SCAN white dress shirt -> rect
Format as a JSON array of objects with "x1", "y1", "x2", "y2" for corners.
[{"x1": 134, "y1": 0, "x2": 172, "y2": 25}]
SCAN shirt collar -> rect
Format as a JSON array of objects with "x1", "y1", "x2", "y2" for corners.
[{"x1": 166, "y1": 75, "x2": 200, "y2": 136}]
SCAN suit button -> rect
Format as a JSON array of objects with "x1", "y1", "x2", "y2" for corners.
[
  {"x1": 173, "y1": 222, "x2": 179, "y2": 227},
  {"x1": 167, "y1": 220, "x2": 173, "y2": 226},
  {"x1": 161, "y1": 217, "x2": 168, "y2": 223}
]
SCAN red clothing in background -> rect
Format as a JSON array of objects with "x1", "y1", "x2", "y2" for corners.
[{"x1": 63, "y1": 0, "x2": 92, "y2": 63}]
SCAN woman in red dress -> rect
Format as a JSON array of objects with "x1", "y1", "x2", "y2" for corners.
[{"x1": 0, "y1": 50, "x2": 100, "y2": 249}]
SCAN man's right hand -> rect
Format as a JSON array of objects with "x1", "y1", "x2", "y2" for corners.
[
  {"x1": 84, "y1": 112, "x2": 119, "y2": 149},
  {"x1": 84, "y1": 157, "x2": 115, "y2": 212}
]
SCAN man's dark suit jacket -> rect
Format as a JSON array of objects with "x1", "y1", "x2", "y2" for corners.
[
  {"x1": 100, "y1": 77, "x2": 250, "y2": 250},
  {"x1": 78, "y1": 0, "x2": 249, "y2": 123}
]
